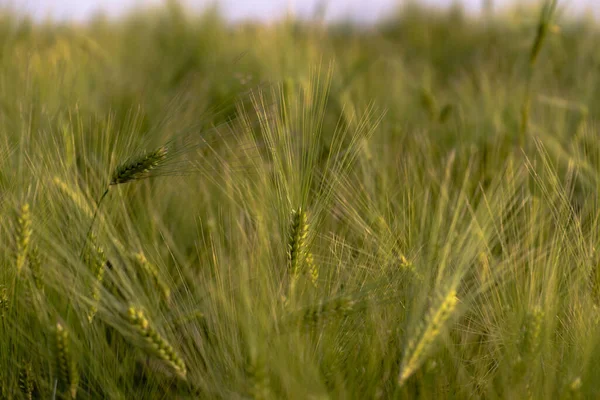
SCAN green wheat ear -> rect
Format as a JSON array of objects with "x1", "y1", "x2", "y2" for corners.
[
  {"x1": 287, "y1": 207, "x2": 309, "y2": 295},
  {"x1": 110, "y1": 146, "x2": 168, "y2": 185},
  {"x1": 128, "y1": 306, "x2": 187, "y2": 379},
  {"x1": 19, "y1": 362, "x2": 35, "y2": 400},
  {"x1": 134, "y1": 252, "x2": 171, "y2": 302},
  {"x1": 55, "y1": 323, "x2": 79, "y2": 399},
  {"x1": 28, "y1": 245, "x2": 44, "y2": 291},
  {"x1": 15, "y1": 202, "x2": 32, "y2": 274},
  {"x1": 246, "y1": 348, "x2": 271, "y2": 400},
  {"x1": 398, "y1": 290, "x2": 459, "y2": 387},
  {"x1": 0, "y1": 287, "x2": 8, "y2": 318},
  {"x1": 298, "y1": 295, "x2": 357, "y2": 328},
  {"x1": 85, "y1": 236, "x2": 107, "y2": 323},
  {"x1": 305, "y1": 252, "x2": 318, "y2": 287},
  {"x1": 518, "y1": 306, "x2": 544, "y2": 359}
]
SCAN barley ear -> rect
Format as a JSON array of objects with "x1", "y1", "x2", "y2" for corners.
[
  {"x1": 134, "y1": 252, "x2": 171, "y2": 301},
  {"x1": 297, "y1": 295, "x2": 357, "y2": 328},
  {"x1": 0, "y1": 287, "x2": 8, "y2": 318},
  {"x1": 246, "y1": 349, "x2": 271, "y2": 400},
  {"x1": 55, "y1": 323, "x2": 79, "y2": 399},
  {"x1": 86, "y1": 237, "x2": 107, "y2": 323},
  {"x1": 19, "y1": 362, "x2": 35, "y2": 400},
  {"x1": 288, "y1": 207, "x2": 309, "y2": 295},
  {"x1": 398, "y1": 290, "x2": 458, "y2": 387},
  {"x1": 128, "y1": 306, "x2": 187, "y2": 378},
  {"x1": 305, "y1": 252, "x2": 318, "y2": 287},
  {"x1": 110, "y1": 146, "x2": 168, "y2": 186},
  {"x1": 28, "y1": 246, "x2": 44, "y2": 291},
  {"x1": 518, "y1": 306, "x2": 544, "y2": 360},
  {"x1": 15, "y1": 203, "x2": 32, "y2": 274}
]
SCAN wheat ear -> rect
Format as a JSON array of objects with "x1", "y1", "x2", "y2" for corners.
[
  {"x1": 518, "y1": 306, "x2": 544, "y2": 359},
  {"x1": 55, "y1": 323, "x2": 79, "y2": 399},
  {"x1": 398, "y1": 290, "x2": 458, "y2": 387},
  {"x1": 246, "y1": 349, "x2": 270, "y2": 400},
  {"x1": 128, "y1": 306, "x2": 187, "y2": 378},
  {"x1": 28, "y1": 245, "x2": 43, "y2": 291},
  {"x1": 15, "y1": 202, "x2": 32, "y2": 274},
  {"x1": 288, "y1": 207, "x2": 309, "y2": 296},
  {"x1": 0, "y1": 287, "x2": 8, "y2": 318},
  {"x1": 300, "y1": 295, "x2": 357, "y2": 327},
  {"x1": 19, "y1": 362, "x2": 34, "y2": 400},
  {"x1": 85, "y1": 237, "x2": 107, "y2": 323},
  {"x1": 134, "y1": 252, "x2": 171, "y2": 301},
  {"x1": 305, "y1": 252, "x2": 318, "y2": 287},
  {"x1": 110, "y1": 146, "x2": 168, "y2": 185}
]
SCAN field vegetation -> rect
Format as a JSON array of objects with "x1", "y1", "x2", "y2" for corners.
[{"x1": 1, "y1": 0, "x2": 600, "y2": 398}]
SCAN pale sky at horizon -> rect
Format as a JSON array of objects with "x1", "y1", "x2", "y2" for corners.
[{"x1": 12, "y1": 0, "x2": 600, "y2": 22}]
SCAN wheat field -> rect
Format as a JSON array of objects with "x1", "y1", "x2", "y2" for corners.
[{"x1": 1, "y1": 1, "x2": 600, "y2": 398}]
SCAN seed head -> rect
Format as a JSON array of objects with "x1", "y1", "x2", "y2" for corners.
[{"x1": 110, "y1": 146, "x2": 168, "y2": 185}]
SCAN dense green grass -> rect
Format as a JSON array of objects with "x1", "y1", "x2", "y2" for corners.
[{"x1": 2, "y1": 1, "x2": 600, "y2": 398}]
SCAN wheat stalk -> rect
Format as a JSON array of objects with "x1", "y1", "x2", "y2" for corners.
[
  {"x1": 520, "y1": 0, "x2": 558, "y2": 144},
  {"x1": 128, "y1": 306, "x2": 187, "y2": 378}
]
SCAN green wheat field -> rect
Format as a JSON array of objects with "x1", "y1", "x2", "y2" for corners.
[{"x1": 2, "y1": 0, "x2": 600, "y2": 398}]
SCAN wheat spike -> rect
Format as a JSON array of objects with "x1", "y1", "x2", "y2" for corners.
[
  {"x1": 288, "y1": 208, "x2": 309, "y2": 294},
  {"x1": 110, "y1": 146, "x2": 168, "y2": 185},
  {"x1": 128, "y1": 306, "x2": 187, "y2": 378},
  {"x1": 398, "y1": 290, "x2": 458, "y2": 387},
  {"x1": 86, "y1": 237, "x2": 107, "y2": 323},
  {"x1": 305, "y1": 252, "x2": 318, "y2": 287},
  {"x1": 0, "y1": 287, "x2": 7, "y2": 318},
  {"x1": 294, "y1": 295, "x2": 357, "y2": 327},
  {"x1": 55, "y1": 323, "x2": 79, "y2": 399},
  {"x1": 134, "y1": 252, "x2": 171, "y2": 301},
  {"x1": 28, "y1": 245, "x2": 44, "y2": 291},
  {"x1": 19, "y1": 362, "x2": 34, "y2": 400},
  {"x1": 53, "y1": 177, "x2": 94, "y2": 218},
  {"x1": 519, "y1": 306, "x2": 544, "y2": 359},
  {"x1": 246, "y1": 350, "x2": 271, "y2": 400},
  {"x1": 15, "y1": 203, "x2": 32, "y2": 274}
]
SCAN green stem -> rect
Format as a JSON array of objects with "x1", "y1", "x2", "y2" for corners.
[{"x1": 80, "y1": 187, "x2": 109, "y2": 260}]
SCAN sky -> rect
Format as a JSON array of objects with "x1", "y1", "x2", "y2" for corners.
[{"x1": 13, "y1": 0, "x2": 599, "y2": 22}]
